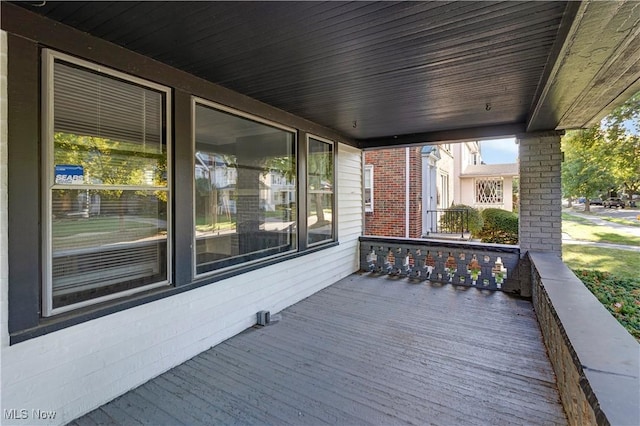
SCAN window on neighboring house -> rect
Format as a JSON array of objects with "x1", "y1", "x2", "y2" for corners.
[
  {"x1": 307, "y1": 136, "x2": 335, "y2": 245},
  {"x1": 43, "y1": 50, "x2": 171, "y2": 315},
  {"x1": 476, "y1": 178, "x2": 503, "y2": 204},
  {"x1": 364, "y1": 164, "x2": 374, "y2": 212},
  {"x1": 439, "y1": 173, "x2": 449, "y2": 208},
  {"x1": 194, "y1": 99, "x2": 297, "y2": 275}
]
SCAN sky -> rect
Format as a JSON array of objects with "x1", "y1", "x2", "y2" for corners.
[{"x1": 479, "y1": 138, "x2": 518, "y2": 164}]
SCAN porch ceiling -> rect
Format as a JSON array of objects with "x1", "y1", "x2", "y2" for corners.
[{"x1": 12, "y1": 1, "x2": 640, "y2": 147}]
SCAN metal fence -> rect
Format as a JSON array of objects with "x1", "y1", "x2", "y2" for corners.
[{"x1": 423, "y1": 209, "x2": 469, "y2": 238}]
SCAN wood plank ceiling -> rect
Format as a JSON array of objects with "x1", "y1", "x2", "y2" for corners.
[{"x1": 12, "y1": 1, "x2": 640, "y2": 146}]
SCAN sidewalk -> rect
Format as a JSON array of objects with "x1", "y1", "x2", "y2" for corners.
[{"x1": 562, "y1": 207, "x2": 640, "y2": 252}]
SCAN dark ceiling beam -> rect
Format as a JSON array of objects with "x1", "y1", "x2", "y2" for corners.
[
  {"x1": 527, "y1": 0, "x2": 640, "y2": 132},
  {"x1": 358, "y1": 123, "x2": 526, "y2": 150}
]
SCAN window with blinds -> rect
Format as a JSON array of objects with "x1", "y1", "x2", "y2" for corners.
[{"x1": 43, "y1": 50, "x2": 171, "y2": 315}]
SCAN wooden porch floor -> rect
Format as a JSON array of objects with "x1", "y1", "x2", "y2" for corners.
[{"x1": 71, "y1": 273, "x2": 567, "y2": 425}]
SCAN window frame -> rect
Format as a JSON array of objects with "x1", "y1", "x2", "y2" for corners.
[
  {"x1": 41, "y1": 49, "x2": 173, "y2": 316},
  {"x1": 7, "y1": 32, "x2": 341, "y2": 343},
  {"x1": 364, "y1": 164, "x2": 374, "y2": 212},
  {"x1": 191, "y1": 97, "x2": 299, "y2": 278},
  {"x1": 306, "y1": 134, "x2": 336, "y2": 246}
]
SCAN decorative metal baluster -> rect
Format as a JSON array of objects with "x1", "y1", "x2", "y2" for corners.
[
  {"x1": 392, "y1": 247, "x2": 405, "y2": 276},
  {"x1": 410, "y1": 248, "x2": 423, "y2": 280},
  {"x1": 366, "y1": 246, "x2": 377, "y2": 272},
  {"x1": 403, "y1": 248, "x2": 413, "y2": 277},
  {"x1": 492, "y1": 257, "x2": 507, "y2": 289},
  {"x1": 467, "y1": 253, "x2": 481, "y2": 286},
  {"x1": 424, "y1": 250, "x2": 435, "y2": 280},
  {"x1": 385, "y1": 247, "x2": 394, "y2": 274},
  {"x1": 445, "y1": 252, "x2": 457, "y2": 282}
]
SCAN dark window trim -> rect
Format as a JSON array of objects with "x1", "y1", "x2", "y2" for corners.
[
  {"x1": 306, "y1": 134, "x2": 337, "y2": 247},
  {"x1": 192, "y1": 97, "x2": 299, "y2": 279},
  {"x1": 9, "y1": 241, "x2": 339, "y2": 345},
  {"x1": 4, "y1": 14, "x2": 350, "y2": 343},
  {"x1": 41, "y1": 48, "x2": 174, "y2": 316}
]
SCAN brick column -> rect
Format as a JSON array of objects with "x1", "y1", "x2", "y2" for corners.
[{"x1": 517, "y1": 132, "x2": 563, "y2": 256}]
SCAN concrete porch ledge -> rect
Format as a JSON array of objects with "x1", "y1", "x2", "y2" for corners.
[{"x1": 529, "y1": 252, "x2": 639, "y2": 426}]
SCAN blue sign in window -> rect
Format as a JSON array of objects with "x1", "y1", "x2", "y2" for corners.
[{"x1": 55, "y1": 165, "x2": 84, "y2": 185}]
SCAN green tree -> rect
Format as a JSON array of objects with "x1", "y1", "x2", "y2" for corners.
[
  {"x1": 601, "y1": 92, "x2": 640, "y2": 198},
  {"x1": 561, "y1": 127, "x2": 615, "y2": 212}
]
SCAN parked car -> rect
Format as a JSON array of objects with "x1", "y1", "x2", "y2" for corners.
[
  {"x1": 589, "y1": 198, "x2": 603, "y2": 205},
  {"x1": 603, "y1": 198, "x2": 624, "y2": 208}
]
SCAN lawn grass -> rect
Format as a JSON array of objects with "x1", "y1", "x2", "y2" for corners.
[
  {"x1": 53, "y1": 216, "x2": 156, "y2": 238},
  {"x1": 562, "y1": 213, "x2": 640, "y2": 246},
  {"x1": 600, "y1": 216, "x2": 640, "y2": 227},
  {"x1": 563, "y1": 245, "x2": 640, "y2": 341},
  {"x1": 563, "y1": 245, "x2": 639, "y2": 281}
]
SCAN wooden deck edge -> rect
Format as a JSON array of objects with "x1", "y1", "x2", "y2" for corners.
[{"x1": 528, "y1": 251, "x2": 639, "y2": 426}]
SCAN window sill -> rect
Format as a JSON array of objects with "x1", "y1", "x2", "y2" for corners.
[{"x1": 9, "y1": 241, "x2": 339, "y2": 345}]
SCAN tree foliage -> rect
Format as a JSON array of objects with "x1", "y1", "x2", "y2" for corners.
[
  {"x1": 562, "y1": 92, "x2": 640, "y2": 210},
  {"x1": 601, "y1": 92, "x2": 640, "y2": 197}
]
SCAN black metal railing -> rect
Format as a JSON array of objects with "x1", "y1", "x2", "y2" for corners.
[{"x1": 423, "y1": 209, "x2": 469, "y2": 238}]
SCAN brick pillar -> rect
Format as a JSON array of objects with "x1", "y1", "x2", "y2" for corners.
[{"x1": 517, "y1": 132, "x2": 563, "y2": 256}]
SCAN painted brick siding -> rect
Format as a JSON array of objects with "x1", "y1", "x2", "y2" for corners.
[
  {"x1": 1, "y1": 30, "x2": 8, "y2": 350},
  {"x1": 364, "y1": 147, "x2": 422, "y2": 238},
  {"x1": 518, "y1": 134, "x2": 562, "y2": 255}
]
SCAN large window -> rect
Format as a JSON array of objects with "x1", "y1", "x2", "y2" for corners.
[
  {"x1": 476, "y1": 178, "x2": 504, "y2": 204},
  {"x1": 43, "y1": 50, "x2": 171, "y2": 315},
  {"x1": 194, "y1": 100, "x2": 297, "y2": 275},
  {"x1": 364, "y1": 164, "x2": 374, "y2": 212},
  {"x1": 307, "y1": 136, "x2": 335, "y2": 245}
]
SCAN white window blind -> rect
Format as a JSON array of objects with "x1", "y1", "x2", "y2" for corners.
[
  {"x1": 44, "y1": 51, "x2": 171, "y2": 315},
  {"x1": 54, "y1": 62, "x2": 162, "y2": 147}
]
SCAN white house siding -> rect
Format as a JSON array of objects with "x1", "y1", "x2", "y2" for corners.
[{"x1": 0, "y1": 52, "x2": 363, "y2": 426}]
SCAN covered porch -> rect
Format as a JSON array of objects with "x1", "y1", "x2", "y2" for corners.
[
  {"x1": 71, "y1": 272, "x2": 565, "y2": 425},
  {"x1": 2, "y1": 2, "x2": 639, "y2": 426}
]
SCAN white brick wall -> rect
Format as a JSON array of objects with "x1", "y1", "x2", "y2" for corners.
[
  {"x1": 0, "y1": 137, "x2": 362, "y2": 423},
  {"x1": 1, "y1": 30, "x2": 9, "y2": 423},
  {"x1": 517, "y1": 133, "x2": 563, "y2": 255}
]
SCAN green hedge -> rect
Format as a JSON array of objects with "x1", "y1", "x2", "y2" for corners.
[
  {"x1": 479, "y1": 208, "x2": 519, "y2": 244},
  {"x1": 440, "y1": 204, "x2": 483, "y2": 236}
]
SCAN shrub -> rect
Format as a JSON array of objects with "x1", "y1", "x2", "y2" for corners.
[
  {"x1": 479, "y1": 208, "x2": 519, "y2": 244},
  {"x1": 440, "y1": 204, "x2": 483, "y2": 236}
]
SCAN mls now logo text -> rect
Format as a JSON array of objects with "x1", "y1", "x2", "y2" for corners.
[{"x1": 4, "y1": 409, "x2": 57, "y2": 420}]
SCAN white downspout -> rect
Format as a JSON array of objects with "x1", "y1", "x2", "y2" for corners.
[{"x1": 405, "y1": 147, "x2": 410, "y2": 238}]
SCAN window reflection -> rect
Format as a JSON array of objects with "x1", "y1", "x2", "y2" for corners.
[{"x1": 194, "y1": 103, "x2": 297, "y2": 275}]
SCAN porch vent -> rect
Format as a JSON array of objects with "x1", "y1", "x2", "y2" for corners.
[{"x1": 257, "y1": 310, "x2": 271, "y2": 326}]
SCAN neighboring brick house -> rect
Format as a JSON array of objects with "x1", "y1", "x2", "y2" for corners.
[
  {"x1": 364, "y1": 147, "x2": 423, "y2": 238},
  {"x1": 365, "y1": 141, "x2": 518, "y2": 238}
]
